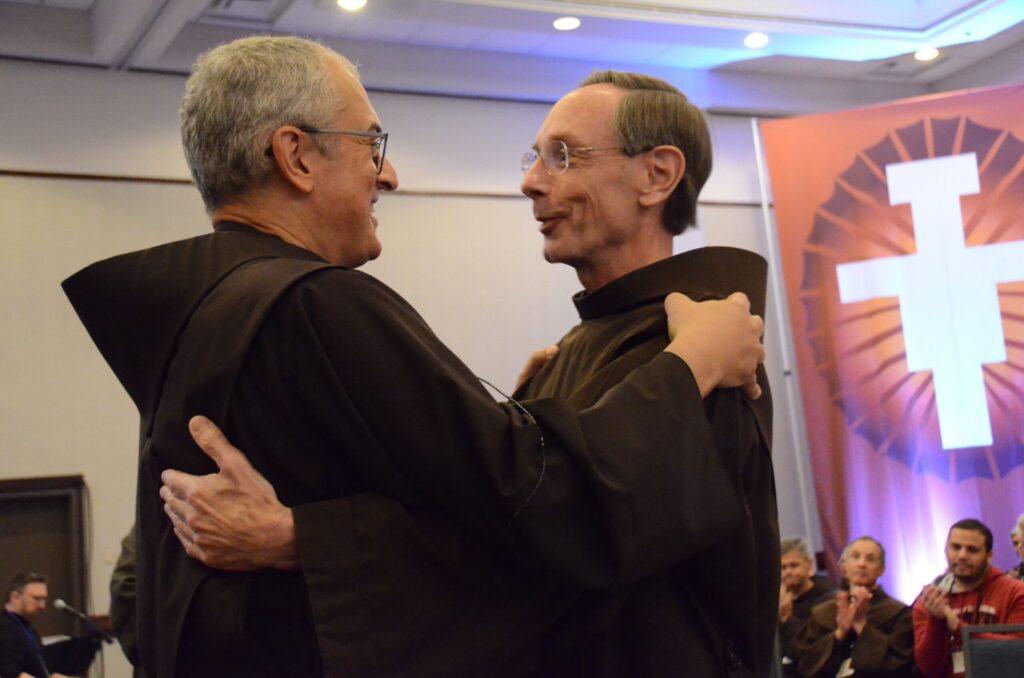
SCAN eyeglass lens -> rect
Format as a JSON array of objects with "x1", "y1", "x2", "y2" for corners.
[{"x1": 521, "y1": 140, "x2": 569, "y2": 175}]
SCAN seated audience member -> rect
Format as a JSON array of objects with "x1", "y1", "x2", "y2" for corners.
[
  {"x1": 790, "y1": 537, "x2": 913, "y2": 677},
  {"x1": 1008, "y1": 524, "x2": 1023, "y2": 581},
  {"x1": 778, "y1": 537, "x2": 838, "y2": 676},
  {"x1": 913, "y1": 518, "x2": 1024, "y2": 678},
  {"x1": 0, "y1": 572, "x2": 73, "y2": 678}
]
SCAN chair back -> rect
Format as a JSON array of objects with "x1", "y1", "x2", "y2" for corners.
[{"x1": 961, "y1": 623, "x2": 1024, "y2": 678}]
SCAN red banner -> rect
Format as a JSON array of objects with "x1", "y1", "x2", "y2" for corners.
[{"x1": 761, "y1": 84, "x2": 1024, "y2": 602}]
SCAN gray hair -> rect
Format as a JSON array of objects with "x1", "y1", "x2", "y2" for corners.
[
  {"x1": 180, "y1": 36, "x2": 358, "y2": 211},
  {"x1": 840, "y1": 536, "x2": 886, "y2": 568},
  {"x1": 577, "y1": 70, "x2": 712, "y2": 235},
  {"x1": 780, "y1": 536, "x2": 813, "y2": 561}
]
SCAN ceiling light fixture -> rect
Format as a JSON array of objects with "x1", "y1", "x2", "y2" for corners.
[
  {"x1": 915, "y1": 46, "x2": 940, "y2": 61},
  {"x1": 744, "y1": 32, "x2": 769, "y2": 49},
  {"x1": 337, "y1": 0, "x2": 367, "y2": 11},
  {"x1": 553, "y1": 16, "x2": 581, "y2": 31}
]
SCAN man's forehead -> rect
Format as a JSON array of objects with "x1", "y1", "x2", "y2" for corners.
[
  {"x1": 535, "y1": 84, "x2": 625, "y2": 144},
  {"x1": 781, "y1": 551, "x2": 809, "y2": 562},
  {"x1": 848, "y1": 539, "x2": 880, "y2": 556},
  {"x1": 327, "y1": 60, "x2": 380, "y2": 129},
  {"x1": 948, "y1": 528, "x2": 986, "y2": 546}
]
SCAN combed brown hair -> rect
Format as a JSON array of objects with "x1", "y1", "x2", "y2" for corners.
[
  {"x1": 6, "y1": 572, "x2": 46, "y2": 600},
  {"x1": 579, "y1": 70, "x2": 712, "y2": 235}
]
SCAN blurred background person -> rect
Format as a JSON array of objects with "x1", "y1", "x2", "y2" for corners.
[
  {"x1": 778, "y1": 536, "x2": 837, "y2": 676},
  {"x1": 790, "y1": 537, "x2": 913, "y2": 677},
  {"x1": 0, "y1": 572, "x2": 74, "y2": 678},
  {"x1": 1009, "y1": 514, "x2": 1024, "y2": 581},
  {"x1": 913, "y1": 518, "x2": 1024, "y2": 678}
]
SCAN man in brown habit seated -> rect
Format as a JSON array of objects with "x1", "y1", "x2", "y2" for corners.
[
  {"x1": 66, "y1": 36, "x2": 767, "y2": 678},
  {"x1": 159, "y1": 66, "x2": 778, "y2": 676},
  {"x1": 789, "y1": 537, "x2": 913, "y2": 677}
]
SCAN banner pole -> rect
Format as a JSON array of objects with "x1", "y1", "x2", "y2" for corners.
[{"x1": 751, "y1": 116, "x2": 819, "y2": 548}]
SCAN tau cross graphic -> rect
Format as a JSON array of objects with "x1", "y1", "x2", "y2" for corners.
[{"x1": 836, "y1": 153, "x2": 1024, "y2": 449}]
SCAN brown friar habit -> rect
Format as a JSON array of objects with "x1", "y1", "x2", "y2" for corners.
[
  {"x1": 286, "y1": 248, "x2": 778, "y2": 677},
  {"x1": 63, "y1": 225, "x2": 747, "y2": 677},
  {"x1": 791, "y1": 587, "x2": 914, "y2": 678},
  {"x1": 518, "y1": 247, "x2": 779, "y2": 677}
]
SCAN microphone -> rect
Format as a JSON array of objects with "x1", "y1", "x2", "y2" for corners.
[
  {"x1": 53, "y1": 598, "x2": 87, "y2": 619},
  {"x1": 53, "y1": 599, "x2": 114, "y2": 643}
]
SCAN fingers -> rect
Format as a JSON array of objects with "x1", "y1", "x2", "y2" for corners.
[
  {"x1": 664, "y1": 291, "x2": 694, "y2": 313},
  {"x1": 740, "y1": 372, "x2": 762, "y2": 400},
  {"x1": 189, "y1": 415, "x2": 233, "y2": 469},
  {"x1": 726, "y1": 291, "x2": 751, "y2": 311},
  {"x1": 189, "y1": 415, "x2": 250, "y2": 478},
  {"x1": 515, "y1": 344, "x2": 560, "y2": 390}
]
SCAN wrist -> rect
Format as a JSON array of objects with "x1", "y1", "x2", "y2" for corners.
[
  {"x1": 267, "y1": 507, "x2": 299, "y2": 570},
  {"x1": 666, "y1": 342, "x2": 717, "y2": 397}
]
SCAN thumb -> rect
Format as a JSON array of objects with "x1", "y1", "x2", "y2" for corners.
[{"x1": 188, "y1": 415, "x2": 242, "y2": 474}]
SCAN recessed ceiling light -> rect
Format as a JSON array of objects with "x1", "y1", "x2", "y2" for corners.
[
  {"x1": 553, "y1": 16, "x2": 581, "y2": 31},
  {"x1": 337, "y1": 0, "x2": 367, "y2": 10},
  {"x1": 915, "y1": 46, "x2": 940, "y2": 61},
  {"x1": 744, "y1": 32, "x2": 769, "y2": 49}
]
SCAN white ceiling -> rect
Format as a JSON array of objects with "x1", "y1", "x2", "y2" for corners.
[{"x1": 2, "y1": 0, "x2": 1023, "y2": 107}]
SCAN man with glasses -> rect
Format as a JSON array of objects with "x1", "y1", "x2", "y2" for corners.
[
  {"x1": 158, "y1": 70, "x2": 776, "y2": 676},
  {"x1": 507, "y1": 70, "x2": 777, "y2": 676},
  {"x1": 65, "y1": 37, "x2": 766, "y2": 678},
  {"x1": 1, "y1": 572, "x2": 74, "y2": 678}
]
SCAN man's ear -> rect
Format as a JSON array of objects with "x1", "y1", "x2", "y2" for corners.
[
  {"x1": 637, "y1": 145, "x2": 685, "y2": 208},
  {"x1": 268, "y1": 127, "x2": 316, "y2": 194}
]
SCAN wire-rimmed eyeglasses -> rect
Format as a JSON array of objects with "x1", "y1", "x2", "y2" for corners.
[
  {"x1": 265, "y1": 126, "x2": 389, "y2": 175},
  {"x1": 520, "y1": 139, "x2": 624, "y2": 175}
]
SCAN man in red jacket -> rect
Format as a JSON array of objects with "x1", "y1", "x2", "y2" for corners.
[{"x1": 913, "y1": 518, "x2": 1024, "y2": 677}]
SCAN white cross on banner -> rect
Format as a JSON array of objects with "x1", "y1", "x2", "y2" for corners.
[{"x1": 760, "y1": 82, "x2": 1024, "y2": 606}]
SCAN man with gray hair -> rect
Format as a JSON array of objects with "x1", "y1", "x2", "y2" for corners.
[
  {"x1": 790, "y1": 537, "x2": 913, "y2": 677},
  {"x1": 161, "y1": 66, "x2": 777, "y2": 676},
  {"x1": 64, "y1": 37, "x2": 766, "y2": 677},
  {"x1": 1010, "y1": 518, "x2": 1024, "y2": 580}
]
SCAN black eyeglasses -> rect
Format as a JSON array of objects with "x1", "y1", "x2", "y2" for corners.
[
  {"x1": 264, "y1": 127, "x2": 389, "y2": 175},
  {"x1": 300, "y1": 126, "x2": 388, "y2": 174}
]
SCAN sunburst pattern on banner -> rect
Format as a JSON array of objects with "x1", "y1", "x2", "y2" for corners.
[{"x1": 801, "y1": 116, "x2": 1024, "y2": 482}]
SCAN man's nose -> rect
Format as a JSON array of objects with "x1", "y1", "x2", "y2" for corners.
[
  {"x1": 520, "y1": 158, "x2": 549, "y2": 198},
  {"x1": 378, "y1": 158, "x2": 399, "y2": 192}
]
